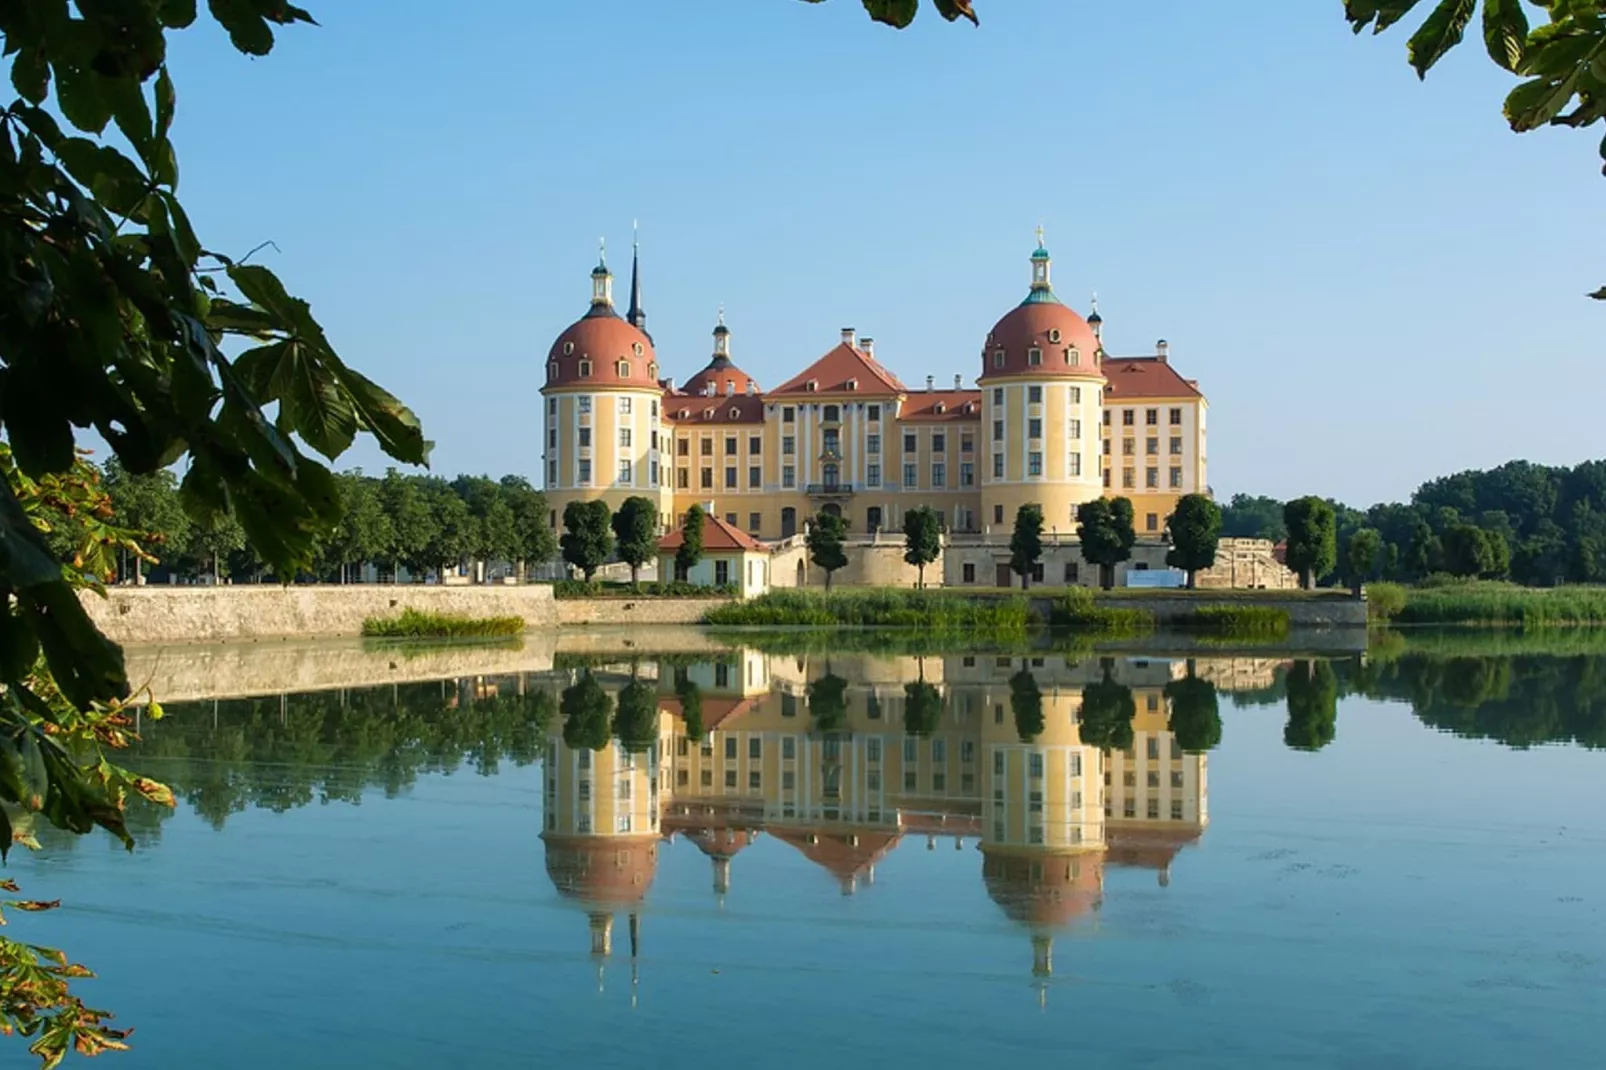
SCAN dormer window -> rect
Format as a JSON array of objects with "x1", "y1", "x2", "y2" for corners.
[
  {"x1": 548, "y1": 361, "x2": 558, "y2": 378},
  {"x1": 616, "y1": 360, "x2": 631, "y2": 377},
  {"x1": 1028, "y1": 348, "x2": 1043, "y2": 366},
  {"x1": 934, "y1": 402, "x2": 946, "y2": 414},
  {"x1": 1048, "y1": 328, "x2": 1062, "y2": 343},
  {"x1": 806, "y1": 380, "x2": 818, "y2": 392},
  {"x1": 846, "y1": 379, "x2": 858, "y2": 391},
  {"x1": 579, "y1": 360, "x2": 593, "y2": 378},
  {"x1": 563, "y1": 341, "x2": 575, "y2": 355},
  {"x1": 729, "y1": 407, "x2": 740, "y2": 419},
  {"x1": 632, "y1": 342, "x2": 644, "y2": 356},
  {"x1": 993, "y1": 350, "x2": 1005, "y2": 368},
  {"x1": 648, "y1": 362, "x2": 658, "y2": 379},
  {"x1": 703, "y1": 407, "x2": 715, "y2": 419},
  {"x1": 678, "y1": 408, "x2": 690, "y2": 419},
  {"x1": 1067, "y1": 347, "x2": 1080, "y2": 367}
]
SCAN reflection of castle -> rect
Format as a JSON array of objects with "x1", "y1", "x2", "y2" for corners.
[{"x1": 540, "y1": 654, "x2": 1214, "y2": 978}]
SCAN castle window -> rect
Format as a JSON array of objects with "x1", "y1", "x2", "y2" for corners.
[
  {"x1": 578, "y1": 396, "x2": 591, "y2": 413},
  {"x1": 1028, "y1": 348, "x2": 1042, "y2": 366},
  {"x1": 632, "y1": 342, "x2": 644, "y2": 356},
  {"x1": 868, "y1": 404, "x2": 881, "y2": 421},
  {"x1": 616, "y1": 360, "x2": 631, "y2": 377},
  {"x1": 992, "y1": 388, "x2": 1003, "y2": 406},
  {"x1": 1071, "y1": 386, "x2": 1081, "y2": 404},
  {"x1": 1028, "y1": 385, "x2": 1042, "y2": 403},
  {"x1": 993, "y1": 350, "x2": 1005, "y2": 368},
  {"x1": 578, "y1": 360, "x2": 592, "y2": 378},
  {"x1": 806, "y1": 380, "x2": 818, "y2": 392},
  {"x1": 548, "y1": 361, "x2": 558, "y2": 378},
  {"x1": 783, "y1": 406, "x2": 795, "y2": 423},
  {"x1": 548, "y1": 398, "x2": 557, "y2": 415},
  {"x1": 934, "y1": 403, "x2": 946, "y2": 414},
  {"x1": 823, "y1": 404, "x2": 840, "y2": 422},
  {"x1": 1048, "y1": 328, "x2": 1061, "y2": 343},
  {"x1": 648, "y1": 363, "x2": 658, "y2": 379},
  {"x1": 1068, "y1": 347, "x2": 1080, "y2": 366},
  {"x1": 846, "y1": 379, "x2": 858, "y2": 391},
  {"x1": 1170, "y1": 408, "x2": 1183, "y2": 425},
  {"x1": 563, "y1": 341, "x2": 574, "y2": 355},
  {"x1": 618, "y1": 397, "x2": 633, "y2": 414}
]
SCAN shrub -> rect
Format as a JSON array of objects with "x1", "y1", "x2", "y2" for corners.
[
  {"x1": 1365, "y1": 582, "x2": 1408, "y2": 621},
  {"x1": 705, "y1": 589, "x2": 1030, "y2": 634},
  {"x1": 1389, "y1": 581, "x2": 1606, "y2": 626},
  {"x1": 1177, "y1": 605, "x2": 1291, "y2": 639},
  {"x1": 361, "y1": 608, "x2": 524, "y2": 639},
  {"x1": 1048, "y1": 588, "x2": 1155, "y2": 634}
]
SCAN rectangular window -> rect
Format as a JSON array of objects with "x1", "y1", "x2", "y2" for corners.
[
  {"x1": 993, "y1": 454, "x2": 1005, "y2": 478},
  {"x1": 676, "y1": 468, "x2": 689, "y2": 489},
  {"x1": 726, "y1": 737, "x2": 737, "y2": 760},
  {"x1": 1103, "y1": 409, "x2": 1111, "y2": 426},
  {"x1": 548, "y1": 397, "x2": 559, "y2": 416},
  {"x1": 1070, "y1": 386, "x2": 1081, "y2": 404},
  {"x1": 747, "y1": 465, "x2": 762, "y2": 488},
  {"x1": 932, "y1": 434, "x2": 946, "y2": 453},
  {"x1": 1028, "y1": 418, "x2": 1042, "y2": 439},
  {"x1": 749, "y1": 436, "x2": 761, "y2": 455},
  {"x1": 868, "y1": 404, "x2": 881, "y2": 421},
  {"x1": 547, "y1": 459, "x2": 558, "y2": 484},
  {"x1": 867, "y1": 738, "x2": 882, "y2": 762},
  {"x1": 1028, "y1": 452, "x2": 1042, "y2": 476},
  {"x1": 1123, "y1": 409, "x2": 1135, "y2": 426},
  {"x1": 1069, "y1": 419, "x2": 1081, "y2": 439},
  {"x1": 749, "y1": 512, "x2": 761, "y2": 532},
  {"x1": 548, "y1": 428, "x2": 557, "y2": 449},
  {"x1": 677, "y1": 439, "x2": 689, "y2": 457},
  {"x1": 1170, "y1": 467, "x2": 1183, "y2": 488},
  {"x1": 782, "y1": 466, "x2": 796, "y2": 489},
  {"x1": 616, "y1": 397, "x2": 632, "y2": 415},
  {"x1": 783, "y1": 406, "x2": 795, "y2": 423},
  {"x1": 1104, "y1": 439, "x2": 1111, "y2": 455},
  {"x1": 1063, "y1": 561, "x2": 1079, "y2": 583},
  {"x1": 724, "y1": 769, "x2": 737, "y2": 789},
  {"x1": 1146, "y1": 408, "x2": 1158, "y2": 425},
  {"x1": 1144, "y1": 437, "x2": 1157, "y2": 455},
  {"x1": 867, "y1": 433, "x2": 880, "y2": 454},
  {"x1": 993, "y1": 420, "x2": 1004, "y2": 441},
  {"x1": 1146, "y1": 467, "x2": 1159, "y2": 488},
  {"x1": 962, "y1": 562, "x2": 976, "y2": 583},
  {"x1": 578, "y1": 396, "x2": 592, "y2": 414},
  {"x1": 1147, "y1": 512, "x2": 1160, "y2": 531},
  {"x1": 1170, "y1": 436, "x2": 1183, "y2": 455},
  {"x1": 725, "y1": 467, "x2": 737, "y2": 488},
  {"x1": 579, "y1": 427, "x2": 592, "y2": 448},
  {"x1": 1122, "y1": 468, "x2": 1135, "y2": 489},
  {"x1": 960, "y1": 462, "x2": 974, "y2": 487},
  {"x1": 715, "y1": 559, "x2": 730, "y2": 586},
  {"x1": 823, "y1": 429, "x2": 840, "y2": 454},
  {"x1": 1028, "y1": 385, "x2": 1042, "y2": 403},
  {"x1": 701, "y1": 467, "x2": 713, "y2": 489},
  {"x1": 578, "y1": 460, "x2": 592, "y2": 484},
  {"x1": 782, "y1": 736, "x2": 796, "y2": 759},
  {"x1": 903, "y1": 463, "x2": 918, "y2": 487},
  {"x1": 749, "y1": 737, "x2": 762, "y2": 760},
  {"x1": 1123, "y1": 438, "x2": 1136, "y2": 456},
  {"x1": 618, "y1": 460, "x2": 632, "y2": 483},
  {"x1": 650, "y1": 430, "x2": 659, "y2": 451},
  {"x1": 701, "y1": 438, "x2": 713, "y2": 456},
  {"x1": 903, "y1": 433, "x2": 917, "y2": 454},
  {"x1": 1029, "y1": 753, "x2": 1044, "y2": 778},
  {"x1": 724, "y1": 436, "x2": 737, "y2": 456},
  {"x1": 932, "y1": 463, "x2": 946, "y2": 487},
  {"x1": 782, "y1": 435, "x2": 795, "y2": 455},
  {"x1": 619, "y1": 427, "x2": 632, "y2": 448},
  {"x1": 961, "y1": 435, "x2": 973, "y2": 453},
  {"x1": 1069, "y1": 453, "x2": 1082, "y2": 476},
  {"x1": 1170, "y1": 407, "x2": 1183, "y2": 425},
  {"x1": 866, "y1": 463, "x2": 881, "y2": 486}
]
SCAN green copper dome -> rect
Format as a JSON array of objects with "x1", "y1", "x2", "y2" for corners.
[{"x1": 1019, "y1": 288, "x2": 1063, "y2": 306}]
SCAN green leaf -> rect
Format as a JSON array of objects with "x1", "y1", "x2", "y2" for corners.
[
  {"x1": 1504, "y1": 73, "x2": 1579, "y2": 131},
  {"x1": 53, "y1": 64, "x2": 114, "y2": 134},
  {"x1": 333, "y1": 366, "x2": 433, "y2": 467},
  {"x1": 227, "y1": 263, "x2": 309, "y2": 332},
  {"x1": 207, "y1": 299, "x2": 281, "y2": 338},
  {"x1": 1406, "y1": 0, "x2": 1475, "y2": 78},
  {"x1": 933, "y1": 0, "x2": 978, "y2": 24},
  {"x1": 279, "y1": 342, "x2": 360, "y2": 460},
  {"x1": 861, "y1": 0, "x2": 919, "y2": 28},
  {"x1": 158, "y1": 191, "x2": 200, "y2": 265},
  {"x1": 160, "y1": 0, "x2": 199, "y2": 27},
  {"x1": 1590, "y1": 285, "x2": 1606, "y2": 300},
  {"x1": 1481, "y1": 0, "x2": 1529, "y2": 72},
  {"x1": 10, "y1": 47, "x2": 50, "y2": 104},
  {"x1": 54, "y1": 139, "x2": 151, "y2": 218},
  {"x1": 208, "y1": 0, "x2": 276, "y2": 55},
  {"x1": 1343, "y1": 1, "x2": 1426, "y2": 35}
]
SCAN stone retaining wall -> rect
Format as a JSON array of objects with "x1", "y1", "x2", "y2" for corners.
[
  {"x1": 554, "y1": 598, "x2": 727, "y2": 627},
  {"x1": 82, "y1": 584, "x2": 558, "y2": 645}
]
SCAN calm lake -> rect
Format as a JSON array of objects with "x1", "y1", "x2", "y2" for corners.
[{"x1": 10, "y1": 633, "x2": 1605, "y2": 1069}]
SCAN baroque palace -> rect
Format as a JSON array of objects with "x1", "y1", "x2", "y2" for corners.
[{"x1": 542, "y1": 234, "x2": 1208, "y2": 550}]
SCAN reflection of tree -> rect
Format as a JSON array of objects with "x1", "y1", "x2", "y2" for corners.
[
  {"x1": 673, "y1": 669, "x2": 705, "y2": 740},
  {"x1": 808, "y1": 673, "x2": 849, "y2": 735},
  {"x1": 1080, "y1": 668, "x2": 1135, "y2": 752},
  {"x1": 1165, "y1": 672, "x2": 1222, "y2": 753},
  {"x1": 613, "y1": 679, "x2": 659, "y2": 754},
  {"x1": 1009, "y1": 670, "x2": 1044, "y2": 742},
  {"x1": 902, "y1": 681, "x2": 942, "y2": 737},
  {"x1": 1285, "y1": 660, "x2": 1338, "y2": 751},
  {"x1": 125, "y1": 680, "x2": 555, "y2": 831},
  {"x1": 561, "y1": 672, "x2": 613, "y2": 752}
]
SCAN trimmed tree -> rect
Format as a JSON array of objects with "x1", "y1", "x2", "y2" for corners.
[
  {"x1": 676, "y1": 504, "x2": 706, "y2": 581},
  {"x1": 560, "y1": 499, "x2": 613, "y2": 582},
  {"x1": 808, "y1": 672, "x2": 849, "y2": 734},
  {"x1": 1077, "y1": 497, "x2": 1135, "y2": 590},
  {"x1": 1079, "y1": 667, "x2": 1136, "y2": 752},
  {"x1": 611, "y1": 495, "x2": 658, "y2": 587},
  {"x1": 1008, "y1": 504, "x2": 1045, "y2": 589},
  {"x1": 1283, "y1": 497, "x2": 1337, "y2": 589},
  {"x1": 807, "y1": 510, "x2": 849, "y2": 590},
  {"x1": 1343, "y1": 527, "x2": 1383, "y2": 596},
  {"x1": 613, "y1": 677, "x2": 659, "y2": 754},
  {"x1": 1165, "y1": 493, "x2": 1222, "y2": 588},
  {"x1": 902, "y1": 505, "x2": 943, "y2": 589},
  {"x1": 902, "y1": 679, "x2": 943, "y2": 737},
  {"x1": 1284, "y1": 660, "x2": 1338, "y2": 752},
  {"x1": 1009, "y1": 669, "x2": 1044, "y2": 742},
  {"x1": 560, "y1": 671, "x2": 614, "y2": 752},
  {"x1": 674, "y1": 669, "x2": 705, "y2": 741},
  {"x1": 1165, "y1": 671, "x2": 1222, "y2": 754}
]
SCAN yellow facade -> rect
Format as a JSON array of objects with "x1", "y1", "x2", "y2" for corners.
[{"x1": 542, "y1": 240, "x2": 1208, "y2": 547}]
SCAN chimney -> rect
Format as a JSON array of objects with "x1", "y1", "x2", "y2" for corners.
[
  {"x1": 841, "y1": 327, "x2": 856, "y2": 348},
  {"x1": 954, "y1": 374, "x2": 962, "y2": 390},
  {"x1": 1156, "y1": 339, "x2": 1170, "y2": 363},
  {"x1": 861, "y1": 337, "x2": 874, "y2": 358},
  {"x1": 725, "y1": 380, "x2": 735, "y2": 396},
  {"x1": 925, "y1": 375, "x2": 934, "y2": 392},
  {"x1": 663, "y1": 376, "x2": 674, "y2": 391},
  {"x1": 745, "y1": 380, "x2": 755, "y2": 396}
]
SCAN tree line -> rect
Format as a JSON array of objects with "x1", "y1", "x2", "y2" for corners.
[
  {"x1": 1221, "y1": 459, "x2": 1606, "y2": 587},
  {"x1": 79, "y1": 461, "x2": 559, "y2": 584}
]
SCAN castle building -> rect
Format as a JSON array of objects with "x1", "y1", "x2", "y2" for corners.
[{"x1": 542, "y1": 234, "x2": 1208, "y2": 545}]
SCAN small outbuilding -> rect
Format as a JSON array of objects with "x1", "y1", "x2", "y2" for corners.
[{"x1": 658, "y1": 514, "x2": 772, "y2": 598}]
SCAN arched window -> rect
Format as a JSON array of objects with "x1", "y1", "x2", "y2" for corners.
[
  {"x1": 1048, "y1": 328, "x2": 1061, "y2": 343},
  {"x1": 547, "y1": 361, "x2": 558, "y2": 378},
  {"x1": 648, "y1": 362, "x2": 658, "y2": 379},
  {"x1": 563, "y1": 341, "x2": 574, "y2": 355},
  {"x1": 632, "y1": 342, "x2": 644, "y2": 356},
  {"x1": 1067, "y1": 347, "x2": 1080, "y2": 366}
]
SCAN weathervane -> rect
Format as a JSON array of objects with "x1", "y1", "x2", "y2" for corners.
[{"x1": 1035, "y1": 224, "x2": 1045, "y2": 247}]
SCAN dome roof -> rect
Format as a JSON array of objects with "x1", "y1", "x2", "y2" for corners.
[
  {"x1": 682, "y1": 355, "x2": 759, "y2": 399},
  {"x1": 981, "y1": 301, "x2": 1104, "y2": 383},
  {"x1": 688, "y1": 827, "x2": 758, "y2": 860},
  {"x1": 545, "y1": 309, "x2": 658, "y2": 390},
  {"x1": 542, "y1": 834, "x2": 660, "y2": 907},
  {"x1": 981, "y1": 848, "x2": 1104, "y2": 929}
]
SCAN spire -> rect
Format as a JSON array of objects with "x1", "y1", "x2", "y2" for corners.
[
  {"x1": 589, "y1": 238, "x2": 615, "y2": 313},
  {"x1": 711, "y1": 307, "x2": 731, "y2": 365},
  {"x1": 1021, "y1": 228, "x2": 1061, "y2": 305},
  {"x1": 627, "y1": 222, "x2": 647, "y2": 333},
  {"x1": 1087, "y1": 292, "x2": 1102, "y2": 339}
]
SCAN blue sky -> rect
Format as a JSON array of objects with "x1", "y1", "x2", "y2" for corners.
[{"x1": 161, "y1": 0, "x2": 1603, "y2": 505}]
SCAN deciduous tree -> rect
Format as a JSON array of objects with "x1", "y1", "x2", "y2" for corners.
[
  {"x1": 1165, "y1": 493, "x2": 1222, "y2": 588},
  {"x1": 1343, "y1": 527, "x2": 1383, "y2": 596},
  {"x1": 611, "y1": 496, "x2": 658, "y2": 588},
  {"x1": 1283, "y1": 497, "x2": 1338, "y2": 589},
  {"x1": 1077, "y1": 498, "x2": 1135, "y2": 590},
  {"x1": 561, "y1": 500, "x2": 613, "y2": 582},
  {"x1": 807, "y1": 511, "x2": 849, "y2": 590},
  {"x1": 676, "y1": 505, "x2": 706, "y2": 580},
  {"x1": 902, "y1": 505, "x2": 942, "y2": 588},
  {"x1": 1008, "y1": 504, "x2": 1045, "y2": 589},
  {"x1": 1165, "y1": 671, "x2": 1222, "y2": 754}
]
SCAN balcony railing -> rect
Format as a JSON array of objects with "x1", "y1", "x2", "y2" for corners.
[{"x1": 804, "y1": 482, "x2": 855, "y2": 496}]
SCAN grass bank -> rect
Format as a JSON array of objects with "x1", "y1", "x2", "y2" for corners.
[
  {"x1": 1367, "y1": 580, "x2": 1606, "y2": 627},
  {"x1": 551, "y1": 580, "x2": 737, "y2": 599},
  {"x1": 704, "y1": 589, "x2": 1031, "y2": 635},
  {"x1": 1048, "y1": 589, "x2": 1154, "y2": 635},
  {"x1": 1174, "y1": 604, "x2": 1291, "y2": 640},
  {"x1": 360, "y1": 607, "x2": 525, "y2": 639}
]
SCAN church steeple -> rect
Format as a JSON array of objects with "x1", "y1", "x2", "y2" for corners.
[{"x1": 627, "y1": 223, "x2": 647, "y2": 334}]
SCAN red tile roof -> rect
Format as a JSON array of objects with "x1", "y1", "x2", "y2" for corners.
[
  {"x1": 663, "y1": 395, "x2": 765, "y2": 425},
  {"x1": 770, "y1": 342, "x2": 907, "y2": 396},
  {"x1": 658, "y1": 512, "x2": 767, "y2": 553},
  {"x1": 655, "y1": 694, "x2": 759, "y2": 733},
  {"x1": 769, "y1": 827, "x2": 901, "y2": 891},
  {"x1": 899, "y1": 390, "x2": 983, "y2": 423},
  {"x1": 1103, "y1": 356, "x2": 1203, "y2": 399}
]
